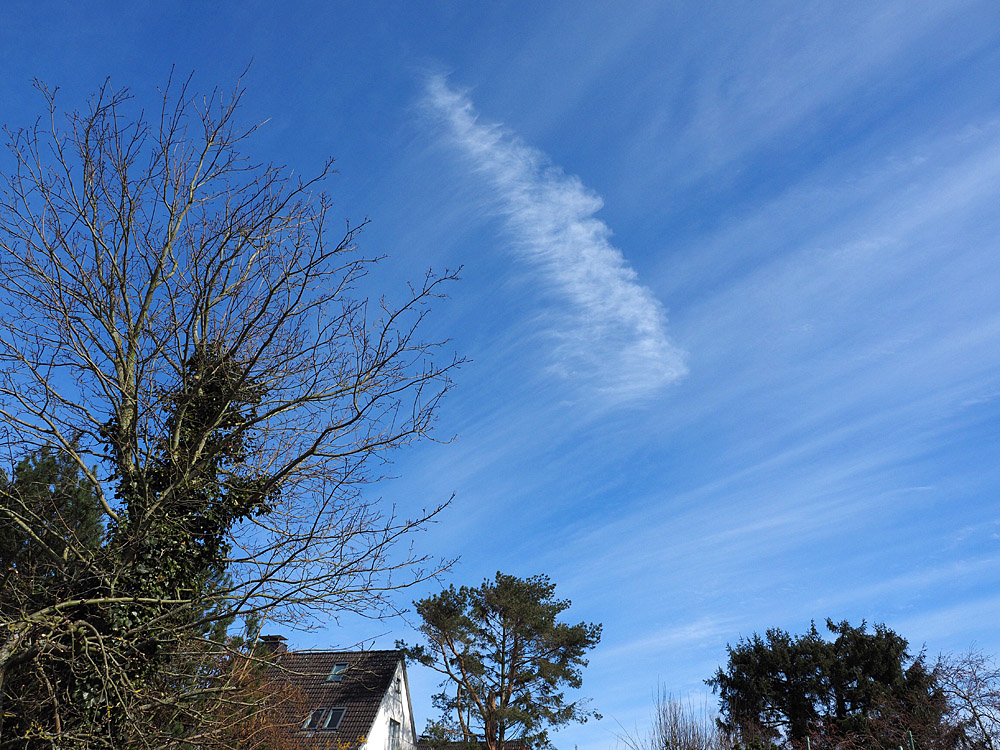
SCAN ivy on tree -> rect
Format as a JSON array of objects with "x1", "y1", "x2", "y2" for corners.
[
  {"x1": 0, "y1": 348, "x2": 275, "y2": 746},
  {"x1": 0, "y1": 74, "x2": 458, "y2": 748},
  {"x1": 402, "y1": 572, "x2": 601, "y2": 750}
]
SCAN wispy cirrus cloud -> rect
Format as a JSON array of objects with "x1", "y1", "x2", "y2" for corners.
[{"x1": 423, "y1": 75, "x2": 686, "y2": 400}]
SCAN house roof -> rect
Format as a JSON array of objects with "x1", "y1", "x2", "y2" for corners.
[{"x1": 267, "y1": 648, "x2": 404, "y2": 747}]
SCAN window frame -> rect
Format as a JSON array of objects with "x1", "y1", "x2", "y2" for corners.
[
  {"x1": 388, "y1": 718, "x2": 401, "y2": 750},
  {"x1": 302, "y1": 707, "x2": 347, "y2": 732},
  {"x1": 303, "y1": 708, "x2": 327, "y2": 731},
  {"x1": 327, "y1": 662, "x2": 350, "y2": 682},
  {"x1": 323, "y1": 707, "x2": 347, "y2": 730}
]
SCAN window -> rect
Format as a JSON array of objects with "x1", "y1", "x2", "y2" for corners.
[
  {"x1": 388, "y1": 719, "x2": 401, "y2": 750},
  {"x1": 302, "y1": 707, "x2": 346, "y2": 731},
  {"x1": 394, "y1": 676, "x2": 402, "y2": 695},
  {"x1": 323, "y1": 707, "x2": 346, "y2": 730},
  {"x1": 327, "y1": 662, "x2": 350, "y2": 682},
  {"x1": 303, "y1": 708, "x2": 326, "y2": 730}
]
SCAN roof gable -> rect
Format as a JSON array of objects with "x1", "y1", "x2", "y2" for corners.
[{"x1": 269, "y1": 649, "x2": 404, "y2": 746}]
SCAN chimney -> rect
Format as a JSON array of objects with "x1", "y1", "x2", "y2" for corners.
[{"x1": 260, "y1": 634, "x2": 288, "y2": 655}]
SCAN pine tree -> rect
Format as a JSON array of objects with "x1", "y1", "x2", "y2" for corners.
[{"x1": 403, "y1": 573, "x2": 602, "y2": 750}]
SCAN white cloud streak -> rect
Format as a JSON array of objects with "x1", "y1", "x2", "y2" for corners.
[{"x1": 424, "y1": 75, "x2": 687, "y2": 400}]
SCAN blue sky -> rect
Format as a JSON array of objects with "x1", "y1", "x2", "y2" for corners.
[{"x1": 3, "y1": 3, "x2": 1000, "y2": 748}]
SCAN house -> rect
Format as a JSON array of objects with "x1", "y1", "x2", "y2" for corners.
[{"x1": 262, "y1": 637, "x2": 418, "y2": 750}]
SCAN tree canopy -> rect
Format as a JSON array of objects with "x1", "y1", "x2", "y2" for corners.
[
  {"x1": 707, "y1": 619, "x2": 954, "y2": 750},
  {"x1": 0, "y1": 75, "x2": 458, "y2": 748},
  {"x1": 402, "y1": 572, "x2": 602, "y2": 750}
]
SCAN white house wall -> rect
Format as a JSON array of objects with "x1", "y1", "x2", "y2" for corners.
[{"x1": 362, "y1": 660, "x2": 418, "y2": 750}]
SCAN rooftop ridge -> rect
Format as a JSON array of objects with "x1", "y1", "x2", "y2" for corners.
[{"x1": 280, "y1": 648, "x2": 403, "y2": 655}]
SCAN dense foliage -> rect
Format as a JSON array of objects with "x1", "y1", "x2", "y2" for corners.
[
  {"x1": 0, "y1": 446, "x2": 106, "y2": 743},
  {"x1": 403, "y1": 573, "x2": 601, "y2": 750},
  {"x1": 0, "y1": 348, "x2": 276, "y2": 746},
  {"x1": 707, "y1": 619, "x2": 955, "y2": 750}
]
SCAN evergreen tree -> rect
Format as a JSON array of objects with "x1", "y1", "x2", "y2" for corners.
[
  {"x1": 0, "y1": 346, "x2": 275, "y2": 747},
  {"x1": 0, "y1": 445, "x2": 104, "y2": 746},
  {"x1": 1, "y1": 444, "x2": 103, "y2": 589},
  {"x1": 707, "y1": 619, "x2": 954, "y2": 750},
  {"x1": 403, "y1": 573, "x2": 602, "y2": 750}
]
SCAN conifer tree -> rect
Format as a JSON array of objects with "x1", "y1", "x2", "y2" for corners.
[{"x1": 403, "y1": 573, "x2": 601, "y2": 750}]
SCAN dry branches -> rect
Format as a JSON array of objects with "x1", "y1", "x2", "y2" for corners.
[{"x1": 0, "y1": 74, "x2": 459, "y2": 747}]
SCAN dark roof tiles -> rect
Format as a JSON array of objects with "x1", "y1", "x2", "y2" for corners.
[{"x1": 268, "y1": 649, "x2": 403, "y2": 747}]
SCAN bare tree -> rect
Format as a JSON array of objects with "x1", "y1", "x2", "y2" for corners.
[
  {"x1": 0, "y1": 75, "x2": 459, "y2": 748},
  {"x1": 938, "y1": 649, "x2": 1000, "y2": 750},
  {"x1": 617, "y1": 691, "x2": 732, "y2": 750}
]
